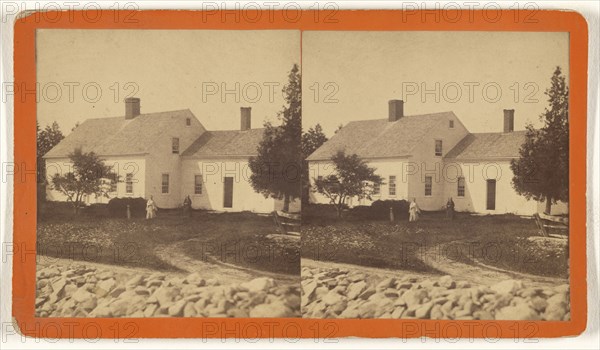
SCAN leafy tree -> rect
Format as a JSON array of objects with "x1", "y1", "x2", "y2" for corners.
[
  {"x1": 313, "y1": 150, "x2": 383, "y2": 218},
  {"x1": 37, "y1": 121, "x2": 65, "y2": 183},
  {"x1": 511, "y1": 66, "x2": 569, "y2": 214},
  {"x1": 37, "y1": 121, "x2": 65, "y2": 206},
  {"x1": 249, "y1": 64, "x2": 302, "y2": 212},
  {"x1": 301, "y1": 124, "x2": 328, "y2": 204},
  {"x1": 302, "y1": 124, "x2": 328, "y2": 157},
  {"x1": 51, "y1": 149, "x2": 117, "y2": 214}
]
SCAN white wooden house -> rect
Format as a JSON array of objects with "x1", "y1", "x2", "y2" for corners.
[
  {"x1": 307, "y1": 100, "x2": 568, "y2": 215},
  {"x1": 44, "y1": 98, "x2": 297, "y2": 213}
]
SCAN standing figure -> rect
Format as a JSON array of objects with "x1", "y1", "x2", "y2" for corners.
[
  {"x1": 446, "y1": 197, "x2": 455, "y2": 220},
  {"x1": 146, "y1": 195, "x2": 156, "y2": 219},
  {"x1": 409, "y1": 198, "x2": 421, "y2": 222},
  {"x1": 183, "y1": 195, "x2": 192, "y2": 217}
]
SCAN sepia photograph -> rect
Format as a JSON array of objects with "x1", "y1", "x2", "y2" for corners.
[
  {"x1": 301, "y1": 31, "x2": 570, "y2": 320},
  {"x1": 35, "y1": 29, "x2": 302, "y2": 318},
  {"x1": 5, "y1": 2, "x2": 596, "y2": 344}
]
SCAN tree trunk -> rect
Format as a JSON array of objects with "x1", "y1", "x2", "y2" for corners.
[
  {"x1": 283, "y1": 194, "x2": 290, "y2": 213},
  {"x1": 74, "y1": 193, "x2": 82, "y2": 215},
  {"x1": 545, "y1": 197, "x2": 552, "y2": 215},
  {"x1": 336, "y1": 196, "x2": 344, "y2": 218}
]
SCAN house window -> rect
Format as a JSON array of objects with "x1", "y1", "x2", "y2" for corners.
[
  {"x1": 109, "y1": 172, "x2": 117, "y2": 193},
  {"x1": 194, "y1": 175, "x2": 203, "y2": 194},
  {"x1": 373, "y1": 181, "x2": 380, "y2": 195},
  {"x1": 186, "y1": 118, "x2": 191, "y2": 126},
  {"x1": 457, "y1": 177, "x2": 465, "y2": 197},
  {"x1": 425, "y1": 176, "x2": 432, "y2": 196},
  {"x1": 125, "y1": 173, "x2": 133, "y2": 194},
  {"x1": 449, "y1": 120, "x2": 454, "y2": 128},
  {"x1": 435, "y1": 140, "x2": 443, "y2": 156},
  {"x1": 172, "y1": 138, "x2": 180, "y2": 154},
  {"x1": 389, "y1": 176, "x2": 396, "y2": 196},
  {"x1": 162, "y1": 174, "x2": 170, "y2": 194}
]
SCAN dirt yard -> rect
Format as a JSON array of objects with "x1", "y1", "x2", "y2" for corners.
[
  {"x1": 302, "y1": 207, "x2": 569, "y2": 279},
  {"x1": 37, "y1": 210, "x2": 300, "y2": 277}
]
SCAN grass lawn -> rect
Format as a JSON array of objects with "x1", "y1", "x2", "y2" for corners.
[
  {"x1": 37, "y1": 206, "x2": 299, "y2": 275},
  {"x1": 302, "y1": 205, "x2": 568, "y2": 278}
]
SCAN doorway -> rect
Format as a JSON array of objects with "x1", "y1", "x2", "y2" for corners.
[
  {"x1": 486, "y1": 179, "x2": 496, "y2": 210},
  {"x1": 223, "y1": 177, "x2": 233, "y2": 208}
]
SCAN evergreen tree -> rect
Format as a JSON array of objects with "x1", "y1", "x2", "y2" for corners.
[
  {"x1": 511, "y1": 67, "x2": 569, "y2": 214},
  {"x1": 249, "y1": 64, "x2": 302, "y2": 212}
]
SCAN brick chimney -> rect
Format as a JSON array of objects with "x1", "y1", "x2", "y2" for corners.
[
  {"x1": 241, "y1": 107, "x2": 251, "y2": 131},
  {"x1": 389, "y1": 100, "x2": 404, "y2": 122},
  {"x1": 503, "y1": 109, "x2": 515, "y2": 133},
  {"x1": 125, "y1": 97, "x2": 140, "y2": 119}
]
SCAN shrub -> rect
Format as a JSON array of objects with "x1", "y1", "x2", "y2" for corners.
[
  {"x1": 302, "y1": 203, "x2": 346, "y2": 224},
  {"x1": 351, "y1": 199, "x2": 410, "y2": 221},
  {"x1": 81, "y1": 203, "x2": 109, "y2": 217},
  {"x1": 107, "y1": 197, "x2": 147, "y2": 218},
  {"x1": 38, "y1": 201, "x2": 81, "y2": 221},
  {"x1": 347, "y1": 205, "x2": 371, "y2": 219}
]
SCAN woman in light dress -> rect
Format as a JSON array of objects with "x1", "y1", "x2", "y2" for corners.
[
  {"x1": 146, "y1": 195, "x2": 157, "y2": 219},
  {"x1": 409, "y1": 197, "x2": 421, "y2": 222}
]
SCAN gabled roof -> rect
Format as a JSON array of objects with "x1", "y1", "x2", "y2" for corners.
[
  {"x1": 444, "y1": 130, "x2": 527, "y2": 160},
  {"x1": 181, "y1": 128, "x2": 265, "y2": 158},
  {"x1": 44, "y1": 109, "x2": 197, "y2": 158},
  {"x1": 307, "y1": 112, "x2": 456, "y2": 161}
]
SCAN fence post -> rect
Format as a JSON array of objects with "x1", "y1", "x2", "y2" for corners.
[
  {"x1": 389, "y1": 207, "x2": 394, "y2": 222},
  {"x1": 127, "y1": 204, "x2": 131, "y2": 220}
]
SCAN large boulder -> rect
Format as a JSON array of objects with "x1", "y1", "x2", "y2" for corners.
[
  {"x1": 250, "y1": 302, "x2": 293, "y2": 317},
  {"x1": 346, "y1": 281, "x2": 367, "y2": 300},
  {"x1": 438, "y1": 275, "x2": 456, "y2": 289},
  {"x1": 241, "y1": 277, "x2": 275, "y2": 293},
  {"x1": 151, "y1": 286, "x2": 181, "y2": 307},
  {"x1": 491, "y1": 280, "x2": 524, "y2": 295},
  {"x1": 495, "y1": 305, "x2": 540, "y2": 320},
  {"x1": 544, "y1": 292, "x2": 568, "y2": 320}
]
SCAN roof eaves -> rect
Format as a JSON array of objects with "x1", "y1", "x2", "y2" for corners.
[
  {"x1": 444, "y1": 156, "x2": 518, "y2": 162},
  {"x1": 181, "y1": 154, "x2": 257, "y2": 159},
  {"x1": 43, "y1": 152, "x2": 149, "y2": 159},
  {"x1": 307, "y1": 154, "x2": 412, "y2": 162}
]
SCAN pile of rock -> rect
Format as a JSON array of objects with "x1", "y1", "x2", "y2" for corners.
[
  {"x1": 302, "y1": 266, "x2": 570, "y2": 320},
  {"x1": 36, "y1": 264, "x2": 300, "y2": 318}
]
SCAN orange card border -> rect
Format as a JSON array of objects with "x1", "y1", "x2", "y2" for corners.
[{"x1": 13, "y1": 9, "x2": 588, "y2": 339}]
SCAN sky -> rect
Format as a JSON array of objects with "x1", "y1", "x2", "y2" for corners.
[
  {"x1": 37, "y1": 29, "x2": 300, "y2": 134},
  {"x1": 302, "y1": 31, "x2": 569, "y2": 136},
  {"x1": 37, "y1": 30, "x2": 569, "y2": 138}
]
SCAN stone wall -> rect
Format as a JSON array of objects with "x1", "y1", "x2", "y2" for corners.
[
  {"x1": 302, "y1": 266, "x2": 569, "y2": 320},
  {"x1": 36, "y1": 264, "x2": 300, "y2": 318}
]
